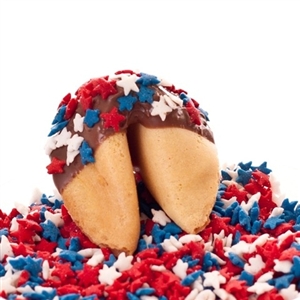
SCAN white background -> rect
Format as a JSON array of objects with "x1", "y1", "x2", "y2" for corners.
[{"x1": 0, "y1": 0, "x2": 299, "y2": 213}]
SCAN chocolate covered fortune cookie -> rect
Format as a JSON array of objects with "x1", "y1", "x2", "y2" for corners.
[{"x1": 45, "y1": 70, "x2": 219, "y2": 254}]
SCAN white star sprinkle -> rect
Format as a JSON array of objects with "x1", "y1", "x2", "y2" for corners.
[
  {"x1": 279, "y1": 284, "x2": 300, "y2": 300},
  {"x1": 67, "y1": 134, "x2": 84, "y2": 152},
  {"x1": 10, "y1": 217, "x2": 19, "y2": 232},
  {"x1": 66, "y1": 150, "x2": 79, "y2": 166},
  {"x1": 151, "y1": 208, "x2": 171, "y2": 226},
  {"x1": 244, "y1": 254, "x2": 265, "y2": 275},
  {"x1": 221, "y1": 196, "x2": 238, "y2": 209},
  {"x1": 161, "y1": 239, "x2": 178, "y2": 253},
  {"x1": 185, "y1": 289, "x2": 199, "y2": 300},
  {"x1": 274, "y1": 259, "x2": 293, "y2": 273},
  {"x1": 158, "y1": 86, "x2": 183, "y2": 108},
  {"x1": 203, "y1": 270, "x2": 226, "y2": 290},
  {"x1": 44, "y1": 136, "x2": 57, "y2": 155},
  {"x1": 178, "y1": 234, "x2": 202, "y2": 244},
  {"x1": 44, "y1": 210, "x2": 64, "y2": 227},
  {"x1": 150, "y1": 96, "x2": 172, "y2": 121},
  {"x1": 55, "y1": 127, "x2": 72, "y2": 148},
  {"x1": 77, "y1": 248, "x2": 104, "y2": 266},
  {"x1": 150, "y1": 265, "x2": 166, "y2": 272},
  {"x1": 113, "y1": 252, "x2": 133, "y2": 272},
  {"x1": 14, "y1": 202, "x2": 30, "y2": 216},
  {"x1": 240, "y1": 192, "x2": 261, "y2": 213},
  {"x1": 249, "y1": 233, "x2": 270, "y2": 253},
  {"x1": 98, "y1": 265, "x2": 122, "y2": 285},
  {"x1": 247, "y1": 282, "x2": 274, "y2": 295},
  {"x1": 143, "y1": 234, "x2": 153, "y2": 246},
  {"x1": 73, "y1": 113, "x2": 84, "y2": 133},
  {"x1": 196, "y1": 289, "x2": 216, "y2": 300},
  {"x1": 161, "y1": 237, "x2": 182, "y2": 253},
  {"x1": 42, "y1": 260, "x2": 50, "y2": 280},
  {"x1": 257, "y1": 271, "x2": 274, "y2": 282},
  {"x1": 0, "y1": 235, "x2": 14, "y2": 261},
  {"x1": 116, "y1": 74, "x2": 139, "y2": 96},
  {"x1": 16, "y1": 284, "x2": 35, "y2": 294},
  {"x1": 172, "y1": 259, "x2": 188, "y2": 279},
  {"x1": 87, "y1": 249, "x2": 105, "y2": 266},
  {"x1": 48, "y1": 189, "x2": 63, "y2": 203}
]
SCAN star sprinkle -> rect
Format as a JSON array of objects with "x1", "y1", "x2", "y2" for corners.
[
  {"x1": 151, "y1": 209, "x2": 171, "y2": 226},
  {"x1": 44, "y1": 136, "x2": 57, "y2": 155},
  {"x1": 172, "y1": 259, "x2": 188, "y2": 279},
  {"x1": 186, "y1": 101, "x2": 201, "y2": 125},
  {"x1": 93, "y1": 77, "x2": 117, "y2": 100},
  {"x1": 67, "y1": 134, "x2": 84, "y2": 152},
  {"x1": 98, "y1": 265, "x2": 122, "y2": 285},
  {"x1": 150, "y1": 96, "x2": 172, "y2": 121},
  {"x1": 55, "y1": 127, "x2": 72, "y2": 148},
  {"x1": 117, "y1": 95, "x2": 137, "y2": 111},
  {"x1": 0, "y1": 235, "x2": 14, "y2": 261},
  {"x1": 116, "y1": 74, "x2": 139, "y2": 96},
  {"x1": 101, "y1": 107, "x2": 126, "y2": 131},
  {"x1": 79, "y1": 141, "x2": 95, "y2": 165},
  {"x1": 137, "y1": 85, "x2": 154, "y2": 103},
  {"x1": 52, "y1": 105, "x2": 66, "y2": 125},
  {"x1": 113, "y1": 252, "x2": 133, "y2": 272},
  {"x1": 73, "y1": 113, "x2": 84, "y2": 132},
  {"x1": 136, "y1": 72, "x2": 160, "y2": 86},
  {"x1": 84, "y1": 109, "x2": 100, "y2": 128},
  {"x1": 48, "y1": 120, "x2": 69, "y2": 136},
  {"x1": 46, "y1": 157, "x2": 66, "y2": 174},
  {"x1": 66, "y1": 150, "x2": 79, "y2": 166}
]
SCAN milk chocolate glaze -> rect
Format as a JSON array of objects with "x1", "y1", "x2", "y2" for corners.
[{"x1": 48, "y1": 73, "x2": 215, "y2": 192}]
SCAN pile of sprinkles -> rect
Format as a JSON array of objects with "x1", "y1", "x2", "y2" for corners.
[{"x1": 1, "y1": 161, "x2": 300, "y2": 300}]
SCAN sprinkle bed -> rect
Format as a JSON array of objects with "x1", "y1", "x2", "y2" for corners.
[{"x1": 1, "y1": 161, "x2": 300, "y2": 300}]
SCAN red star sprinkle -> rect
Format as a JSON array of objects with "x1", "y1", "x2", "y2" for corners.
[
  {"x1": 252, "y1": 170, "x2": 271, "y2": 187},
  {"x1": 58, "y1": 93, "x2": 71, "y2": 108},
  {"x1": 80, "y1": 95, "x2": 93, "y2": 111},
  {"x1": 186, "y1": 101, "x2": 201, "y2": 125},
  {"x1": 93, "y1": 77, "x2": 117, "y2": 100},
  {"x1": 115, "y1": 70, "x2": 136, "y2": 75},
  {"x1": 64, "y1": 98, "x2": 78, "y2": 120},
  {"x1": 46, "y1": 157, "x2": 66, "y2": 174},
  {"x1": 101, "y1": 107, "x2": 126, "y2": 132}
]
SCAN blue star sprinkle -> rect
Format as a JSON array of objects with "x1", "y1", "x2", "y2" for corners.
[
  {"x1": 228, "y1": 252, "x2": 245, "y2": 268},
  {"x1": 291, "y1": 256, "x2": 300, "y2": 277},
  {"x1": 84, "y1": 109, "x2": 100, "y2": 128},
  {"x1": 135, "y1": 287, "x2": 156, "y2": 296},
  {"x1": 239, "y1": 209, "x2": 251, "y2": 231},
  {"x1": 181, "y1": 270, "x2": 203, "y2": 286},
  {"x1": 127, "y1": 293, "x2": 139, "y2": 300},
  {"x1": 239, "y1": 270, "x2": 254, "y2": 286},
  {"x1": 117, "y1": 95, "x2": 137, "y2": 111},
  {"x1": 52, "y1": 105, "x2": 66, "y2": 125},
  {"x1": 272, "y1": 274, "x2": 294, "y2": 289},
  {"x1": 59, "y1": 249, "x2": 84, "y2": 263},
  {"x1": 137, "y1": 85, "x2": 154, "y2": 103},
  {"x1": 40, "y1": 220, "x2": 60, "y2": 242},
  {"x1": 251, "y1": 162, "x2": 272, "y2": 174},
  {"x1": 236, "y1": 168, "x2": 252, "y2": 185},
  {"x1": 238, "y1": 161, "x2": 252, "y2": 171},
  {"x1": 79, "y1": 140, "x2": 95, "y2": 165},
  {"x1": 136, "y1": 73, "x2": 160, "y2": 86},
  {"x1": 48, "y1": 120, "x2": 69, "y2": 136},
  {"x1": 179, "y1": 93, "x2": 190, "y2": 105},
  {"x1": 263, "y1": 215, "x2": 285, "y2": 229}
]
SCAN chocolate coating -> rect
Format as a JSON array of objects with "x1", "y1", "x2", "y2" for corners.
[{"x1": 48, "y1": 73, "x2": 215, "y2": 192}]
